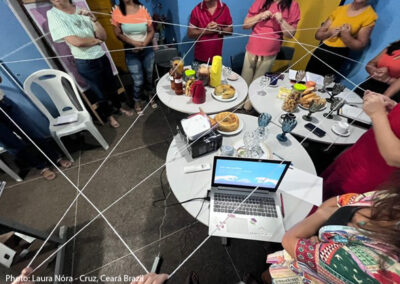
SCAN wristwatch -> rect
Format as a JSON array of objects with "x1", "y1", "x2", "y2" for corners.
[{"x1": 218, "y1": 26, "x2": 223, "y2": 35}]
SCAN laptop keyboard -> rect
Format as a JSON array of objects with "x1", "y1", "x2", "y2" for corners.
[{"x1": 213, "y1": 193, "x2": 278, "y2": 218}]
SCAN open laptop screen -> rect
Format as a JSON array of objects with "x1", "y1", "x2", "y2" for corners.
[{"x1": 211, "y1": 157, "x2": 290, "y2": 192}]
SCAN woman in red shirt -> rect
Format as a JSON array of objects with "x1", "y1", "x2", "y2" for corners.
[
  {"x1": 356, "y1": 40, "x2": 400, "y2": 101},
  {"x1": 322, "y1": 91, "x2": 400, "y2": 200}
]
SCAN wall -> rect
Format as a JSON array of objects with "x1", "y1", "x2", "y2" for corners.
[
  {"x1": 273, "y1": 0, "x2": 341, "y2": 71},
  {"x1": 158, "y1": 0, "x2": 340, "y2": 72},
  {"x1": 341, "y1": 0, "x2": 400, "y2": 89},
  {"x1": 0, "y1": 1, "x2": 51, "y2": 139}
]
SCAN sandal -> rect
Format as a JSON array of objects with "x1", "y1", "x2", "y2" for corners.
[
  {"x1": 108, "y1": 116, "x2": 120, "y2": 128},
  {"x1": 150, "y1": 100, "x2": 158, "y2": 109},
  {"x1": 41, "y1": 168, "x2": 56, "y2": 181},
  {"x1": 135, "y1": 102, "x2": 143, "y2": 115},
  {"x1": 120, "y1": 107, "x2": 134, "y2": 117},
  {"x1": 58, "y1": 159, "x2": 72, "y2": 169}
]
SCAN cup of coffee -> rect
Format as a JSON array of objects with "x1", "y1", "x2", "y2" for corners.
[{"x1": 334, "y1": 122, "x2": 350, "y2": 135}]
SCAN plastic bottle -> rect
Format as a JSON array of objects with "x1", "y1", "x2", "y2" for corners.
[{"x1": 210, "y1": 55, "x2": 222, "y2": 88}]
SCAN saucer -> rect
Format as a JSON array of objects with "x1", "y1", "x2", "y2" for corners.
[
  {"x1": 227, "y1": 74, "x2": 239, "y2": 81},
  {"x1": 331, "y1": 125, "x2": 351, "y2": 137}
]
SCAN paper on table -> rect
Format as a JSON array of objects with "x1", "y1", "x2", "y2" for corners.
[
  {"x1": 337, "y1": 91, "x2": 363, "y2": 104},
  {"x1": 288, "y1": 69, "x2": 297, "y2": 81},
  {"x1": 278, "y1": 167, "x2": 322, "y2": 206},
  {"x1": 54, "y1": 113, "x2": 79, "y2": 126},
  {"x1": 341, "y1": 104, "x2": 372, "y2": 124},
  {"x1": 181, "y1": 114, "x2": 211, "y2": 140},
  {"x1": 288, "y1": 69, "x2": 324, "y2": 86},
  {"x1": 305, "y1": 72, "x2": 324, "y2": 86}
]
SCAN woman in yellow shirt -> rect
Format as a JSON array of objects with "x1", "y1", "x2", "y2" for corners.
[{"x1": 306, "y1": 0, "x2": 377, "y2": 78}]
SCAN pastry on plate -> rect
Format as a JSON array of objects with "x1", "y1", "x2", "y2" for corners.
[
  {"x1": 214, "y1": 112, "x2": 239, "y2": 132},
  {"x1": 215, "y1": 84, "x2": 236, "y2": 99},
  {"x1": 300, "y1": 93, "x2": 326, "y2": 109}
]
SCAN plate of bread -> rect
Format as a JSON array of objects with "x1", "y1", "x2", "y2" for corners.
[
  {"x1": 212, "y1": 84, "x2": 237, "y2": 102},
  {"x1": 210, "y1": 112, "x2": 244, "y2": 136},
  {"x1": 299, "y1": 87, "x2": 327, "y2": 110}
]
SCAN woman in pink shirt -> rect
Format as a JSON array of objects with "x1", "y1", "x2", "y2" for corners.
[{"x1": 241, "y1": 0, "x2": 301, "y2": 110}]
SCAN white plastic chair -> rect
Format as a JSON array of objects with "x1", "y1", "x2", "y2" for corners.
[
  {"x1": 24, "y1": 69, "x2": 109, "y2": 162},
  {"x1": 0, "y1": 147, "x2": 22, "y2": 182}
]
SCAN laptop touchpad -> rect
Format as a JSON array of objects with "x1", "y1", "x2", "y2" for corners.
[{"x1": 226, "y1": 218, "x2": 249, "y2": 234}]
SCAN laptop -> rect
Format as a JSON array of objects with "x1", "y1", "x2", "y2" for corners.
[{"x1": 208, "y1": 156, "x2": 290, "y2": 242}]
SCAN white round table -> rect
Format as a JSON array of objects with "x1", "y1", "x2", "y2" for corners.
[
  {"x1": 249, "y1": 75, "x2": 368, "y2": 145},
  {"x1": 166, "y1": 114, "x2": 318, "y2": 233},
  {"x1": 156, "y1": 72, "x2": 248, "y2": 114}
]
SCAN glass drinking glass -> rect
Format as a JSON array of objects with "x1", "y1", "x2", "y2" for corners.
[
  {"x1": 256, "y1": 113, "x2": 272, "y2": 141},
  {"x1": 319, "y1": 74, "x2": 335, "y2": 93},
  {"x1": 323, "y1": 97, "x2": 345, "y2": 119},
  {"x1": 243, "y1": 131, "x2": 263, "y2": 158},
  {"x1": 221, "y1": 66, "x2": 231, "y2": 85},
  {"x1": 295, "y1": 70, "x2": 306, "y2": 83},
  {"x1": 277, "y1": 117, "x2": 297, "y2": 142},
  {"x1": 192, "y1": 61, "x2": 200, "y2": 73},
  {"x1": 302, "y1": 100, "x2": 325, "y2": 121},
  {"x1": 326, "y1": 83, "x2": 346, "y2": 103}
]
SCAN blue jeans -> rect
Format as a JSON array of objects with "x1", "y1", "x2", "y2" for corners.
[{"x1": 125, "y1": 48, "x2": 155, "y2": 102}]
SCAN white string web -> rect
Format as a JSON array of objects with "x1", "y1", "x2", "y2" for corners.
[{"x1": 0, "y1": 7, "x2": 375, "y2": 281}]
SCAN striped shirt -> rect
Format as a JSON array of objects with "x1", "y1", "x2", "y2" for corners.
[{"x1": 47, "y1": 7, "x2": 105, "y2": 60}]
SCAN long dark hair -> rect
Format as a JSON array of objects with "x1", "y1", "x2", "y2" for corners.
[
  {"x1": 262, "y1": 0, "x2": 293, "y2": 12},
  {"x1": 360, "y1": 182, "x2": 400, "y2": 261},
  {"x1": 119, "y1": 0, "x2": 142, "y2": 16},
  {"x1": 387, "y1": 40, "x2": 400, "y2": 56}
]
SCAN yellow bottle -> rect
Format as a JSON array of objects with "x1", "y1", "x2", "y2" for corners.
[{"x1": 210, "y1": 56, "x2": 222, "y2": 88}]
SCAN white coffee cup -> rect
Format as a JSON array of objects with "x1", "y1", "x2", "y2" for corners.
[{"x1": 334, "y1": 122, "x2": 350, "y2": 135}]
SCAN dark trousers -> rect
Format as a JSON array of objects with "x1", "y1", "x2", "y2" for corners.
[
  {"x1": 0, "y1": 124, "x2": 60, "y2": 170},
  {"x1": 355, "y1": 77, "x2": 400, "y2": 102},
  {"x1": 75, "y1": 55, "x2": 121, "y2": 120},
  {"x1": 306, "y1": 43, "x2": 349, "y2": 79}
]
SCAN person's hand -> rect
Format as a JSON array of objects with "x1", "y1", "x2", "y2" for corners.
[
  {"x1": 78, "y1": 9, "x2": 97, "y2": 22},
  {"x1": 340, "y1": 24, "x2": 351, "y2": 35},
  {"x1": 11, "y1": 268, "x2": 34, "y2": 284},
  {"x1": 260, "y1": 10, "x2": 272, "y2": 21},
  {"x1": 206, "y1": 21, "x2": 219, "y2": 33},
  {"x1": 329, "y1": 27, "x2": 341, "y2": 38},
  {"x1": 132, "y1": 41, "x2": 145, "y2": 52},
  {"x1": 363, "y1": 91, "x2": 387, "y2": 118},
  {"x1": 131, "y1": 273, "x2": 168, "y2": 284},
  {"x1": 382, "y1": 95, "x2": 398, "y2": 112},
  {"x1": 273, "y1": 12, "x2": 283, "y2": 23},
  {"x1": 373, "y1": 67, "x2": 391, "y2": 83},
  {"x1": 0, "y1": 89, "x2": 4, "y2": 101}
]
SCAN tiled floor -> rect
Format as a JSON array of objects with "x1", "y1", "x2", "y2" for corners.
[{"x1": 0, "y1": 102, "x2": 346, "y2": 284}]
